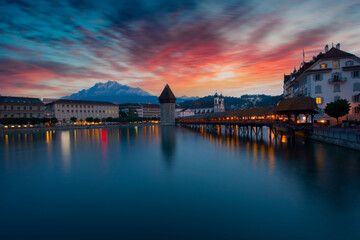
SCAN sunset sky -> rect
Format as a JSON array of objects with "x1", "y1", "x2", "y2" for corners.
[{"x1": 1, "y1": 0, "x2": 360, "y2": 98}]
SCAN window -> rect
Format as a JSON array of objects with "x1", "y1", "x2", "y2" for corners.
[
  {"x1": 4, "y1": 113, "x2": 7, "y2": 117},
  {"x1": 352, "y1": 94, "x2": 360, "y2": 102},
  {"x1": 17, "y1": 106, "x2": 20, "y2": 110},
  {"x1": 354, "y1": 83, "x2": 360, "y2": 91},
  {"x1": 333, "y1": 73, "x2": 340, "y2": 81},
  {"x1": 334, "y1": 84, "x2": 340, "y2": 92},
  {"x1": 315, "y1": 85, "x2": 322, "y2": 94},
  {"x1": 11, "y1": 106, "x2": 14, "y2": 110},
  {"x1": 333, "y1": 60, "x2": 339, "y2": 69},
  {"x1": 30, "y1": 106, "x2": 32, "y2": 110},
  {"x1": 4, "y1": 106, "x2": 7, "y2": 110},
  {"x1": 353, "y1": 71, "x2": 359, "y2": 78},
  {"x1": 23, "y1": 106, "x2": 26, "y2": 110},
  {"x1": 334, "y1": 96, "x2": 340, "y2": 101},
  {"x1": 320, "y1": 63, "x2": 327, "y2": 69},
  {"x1": 345, "y1": 60, "x2": 354, "y2": 66},
  {"x1": 316, "y1": 97, "x2": 322, "y2": 104},
  {"x1": 30, "y1": 113, "x2": 32, "y2": 118},
  {"x1": 354, "y1": 107, "x2": 360, "y2": 114},
  {"x1": 314, "y1": 74, "x2": 322, "y2": 81}
]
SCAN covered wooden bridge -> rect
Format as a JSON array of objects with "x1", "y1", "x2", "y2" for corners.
[{"x1": 177, "y1": 97, "x2": 318, "y2": 139}]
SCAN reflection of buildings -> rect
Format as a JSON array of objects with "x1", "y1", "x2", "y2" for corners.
[
  {"x1": 0, "y1": 96, "x2": 45, "y2": 118},
  {"x1": 161, "y1": 126, "x2": 176, "y2": 166}
]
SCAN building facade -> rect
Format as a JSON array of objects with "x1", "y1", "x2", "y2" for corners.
[
  {"x1": 159, "y1": 84, "x2": 176, "y2": 126},
  {"x1": 0, "y1": 96, "x2": 45, "y2": 118},
  {"x1": 283, "y1": 44, "x2": 360, "y2": 122},
  {"x1": 45, "y1": 99, "x2": 118, "y2": 122},
  {"x1": 142, "y1": 104, "x2": 160, "y2": 118}
]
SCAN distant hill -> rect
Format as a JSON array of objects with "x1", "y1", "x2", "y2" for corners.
[
  {"x1": 181, "y1": 94, "x2": 282, "y2": 109},
  {"x1": 62, "y1": 81, "x2": 192, "y2": 104}
]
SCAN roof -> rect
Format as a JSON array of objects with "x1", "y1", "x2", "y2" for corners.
[
  {"x1": 180, "y1": 106, "x2": 275, "y2": 120},
  {"x1": 48, "y1": 99, "x2": 116, "y2": 106},
  {"x1": 158, "y1": 84, "x2": 176, "y2": 103},
  {"x1": 274, "y1": 97, "x2": 318, "y2": 114},
  {"x1": 0, "y1": 96, "x2": 43, "y2": 105},
  {"x1": 192, "y1": 102, "x2": 214, "y2": 109},
  {"x1": 142, "y1": 103, "x2": 160, "y2": 108},
  {"x1": 118, "y1": 103, "x2": 142, "y2": 108},
  {"x1": 305, "y1": 68, "x2": 333, "y2": 74},
  {"x1": 320, "y1": 47, "x2": 354, "y2": 59}
]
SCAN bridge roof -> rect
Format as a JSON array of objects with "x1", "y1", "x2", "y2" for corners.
[
  {"x1": 274, "y1": 97, "x2": 318, "y2": 115},
  {"x1": 180, "y1": 106, "x2": 275, "y2": 120}
]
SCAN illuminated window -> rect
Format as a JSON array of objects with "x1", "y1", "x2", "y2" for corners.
[
  {"x1": 320, "y1": 63, "x2": 327, "y2": 69},
  {"x1": 316, "y1": 97, "x2": 322, "y2": 104},
  {"x1": 333, "y1": 60, "x2": 339, "y2": 69}
]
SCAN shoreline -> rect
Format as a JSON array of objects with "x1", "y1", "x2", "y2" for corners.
[{"x1": 0, "y1": 123, "x2": 160, "y2": 135}]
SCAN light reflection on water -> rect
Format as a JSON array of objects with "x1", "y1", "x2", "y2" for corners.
[{"x1": 0, "y1": 126, "x2": 359, "y2": 239}]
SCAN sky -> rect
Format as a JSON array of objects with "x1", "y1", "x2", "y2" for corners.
[{"x1": 1, "y1": 0, "x2": 360, "y2": 98}]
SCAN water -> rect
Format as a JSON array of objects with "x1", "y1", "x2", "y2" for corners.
[{"x1": 0, "y1": 126, "x2": 359, "y2": 240}]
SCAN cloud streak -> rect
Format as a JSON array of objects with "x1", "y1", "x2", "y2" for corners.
[{"x1": 0, "y1": 0, "x2": 360, "y2": 98}]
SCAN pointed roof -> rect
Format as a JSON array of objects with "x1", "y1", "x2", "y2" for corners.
[{"x1": 159, "y1": 84, "x2": 176, "y2": 103}]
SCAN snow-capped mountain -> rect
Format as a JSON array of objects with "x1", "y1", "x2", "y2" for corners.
[{"x1": 62, "y1": 81, "x2": 192, "y2": 104}]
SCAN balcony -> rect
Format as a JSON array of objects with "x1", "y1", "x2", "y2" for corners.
[{"x1": 328, "y1": 77, "x2": 347, "y2": 83}]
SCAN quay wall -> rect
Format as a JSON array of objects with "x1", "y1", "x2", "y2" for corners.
[{"x1": 311, "y1": 128, "x2": 360, "y2": 151}]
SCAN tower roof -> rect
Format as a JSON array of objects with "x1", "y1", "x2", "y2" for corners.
[{"x1": 159, "y1": 84, "x2": 176, "y2": 103}]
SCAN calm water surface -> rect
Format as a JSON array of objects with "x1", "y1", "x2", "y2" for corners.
[{"x1": 0, "y1": 126, "x2": 360, "y2": 239}]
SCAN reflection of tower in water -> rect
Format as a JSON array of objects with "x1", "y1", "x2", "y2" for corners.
[{"x1": 161, "y1": 126, "x2": 176, "y2": 167}]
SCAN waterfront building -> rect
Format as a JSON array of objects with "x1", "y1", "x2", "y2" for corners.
[
  {"x1": 283, "y1": 43, "x2": 360, "y2": 122},
  {"x1": 119, "y1": 103, "x2": 144, "y2": 117},
  {"x1": 45, "y1": 99, "x2": 118, "y2": 122},
  {"x1": 0, "y1": 96, "x2": 45, "y2": 118},
  {"x1": 192, "y1": 92, "x2": 225, "y2": 115},
  {"x1": 142, "y1": 103, "x2": 161, "y2": 118},
  {"x1": 178, "y1": 108, "x2": 194, "y2": 118},
  {"x1": 159, "y1": 84, "x2": 176, "y2": 125}
]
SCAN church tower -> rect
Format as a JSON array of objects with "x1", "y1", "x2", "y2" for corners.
[
  {"x1": 214, "y1": 92, "x2": 225, "y2": 113},
  {"x1": 159, "y1": 84, "x2": 176, "y2": 126}
]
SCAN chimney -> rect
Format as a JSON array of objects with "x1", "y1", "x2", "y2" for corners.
[
  {"x1": 336, "y1": 43, "x2": 340, "y2": 49},
  {"x1": 325, "y1": 44, "x2": 329, "y2": 52}
]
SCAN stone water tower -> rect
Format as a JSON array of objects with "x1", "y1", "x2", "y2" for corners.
[{"x1": 159, "y1": 84, "x2": 176, "y2": 126}]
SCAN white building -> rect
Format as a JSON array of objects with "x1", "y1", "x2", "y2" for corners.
[
  {"x1": 192, "y1": 92, "x2": 225, "y2": 114},
  {"x1": 45, "y1": 99, "x2": 118, "y2": 122},
  {"x1": 178, "y1": 108, "x2": 194, "y2": 118},
  {"x1": 283, "y1": 44, "x2": 360, "y2": 122}
]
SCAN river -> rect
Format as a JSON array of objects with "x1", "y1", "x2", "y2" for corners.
[{"x1": 0, "y1": 126, "x2": 359, "y2": 239}]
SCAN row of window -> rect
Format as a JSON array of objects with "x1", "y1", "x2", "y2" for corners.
[
  {"x1": 313, "y1": 71, "x2": 359, "y2": 81},
  {"x1": 58, "y1": 109, "x2": 117, "y2": 113},
  {"x1": 59, "y1": 104, "x2": 115, "y2": 109},
  {"x1": 319, "y1": 60, "x2": 355, "y2": 69},
  {"x1": 1, "y1": 113, "x2": 41, "y2": 118},
  {"x1": 314, "y1": 83, "x2": 360, "y2": 94},
  {"x1": 1, "y1": 105, "x2": 42, "y2": 110}
]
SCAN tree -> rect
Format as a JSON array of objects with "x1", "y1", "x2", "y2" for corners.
[
  {"x1": 94, "y1": 117, "x2": 100, "y2": 123},
  {"x1": 86, "y1": 117, "x2": 94, "y2": 122},
  {"x1": 324, "y1": 99, "x2": 351, "y2": 123},
  {"x1": 70, "y1": 117, "x2": 77, "y2": 123}
]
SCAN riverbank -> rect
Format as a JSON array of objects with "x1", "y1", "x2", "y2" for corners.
[
  {"x1": 0, "y1": 123, "x2": 159, "y2": 135},
  {"x1": 311, "y1": 127, "x2": 360, "y2": 151}
]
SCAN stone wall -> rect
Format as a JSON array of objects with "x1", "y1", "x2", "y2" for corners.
[{"x1": 160, "y1": 103, "x2": 175, "y2": 126}]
